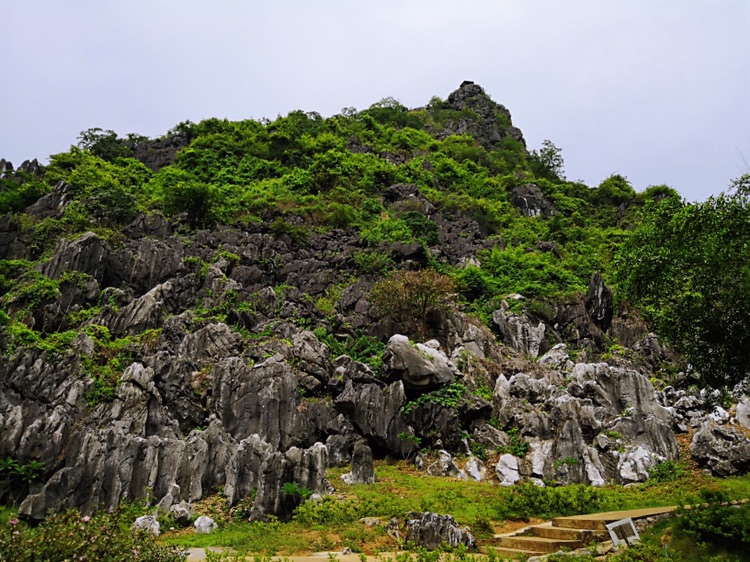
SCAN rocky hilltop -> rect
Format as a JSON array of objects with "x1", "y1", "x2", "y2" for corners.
[{"x1": 1, "y1": 82, "x2": 748, "y2": 523}]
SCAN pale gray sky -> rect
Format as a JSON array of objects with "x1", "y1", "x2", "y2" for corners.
[{"x1": 1, "y1": 1, "x2": 748, "y2": 201}]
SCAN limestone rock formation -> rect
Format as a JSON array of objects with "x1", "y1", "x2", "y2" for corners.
[
  {"x1": 383, "y1": 335, "x2": 458, "y2": 388},
  {"x1": 405, "y1": 512, "x2": 475, "y2": 550}
]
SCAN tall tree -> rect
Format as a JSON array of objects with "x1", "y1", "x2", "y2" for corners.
[{"x1": 614, "y1": 175, "x2": 750, "y2": 388}]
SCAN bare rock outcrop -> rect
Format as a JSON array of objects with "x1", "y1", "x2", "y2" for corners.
[
  {"x1": 383, "y1": 334, "x2": 458, "y2": 388},
  {"x1": 405, "y1": 512, "x2": 475, "y2": 551}
]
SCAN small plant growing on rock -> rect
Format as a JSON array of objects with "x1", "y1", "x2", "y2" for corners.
[
  {"x1": 280, "y1": 481, "x2": 313, "y2": 509},
  {"x1": 496, "y1": 427, "x2": 530, "y2": 457}
]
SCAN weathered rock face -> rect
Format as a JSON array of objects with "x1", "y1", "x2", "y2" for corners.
[
  {"x1": 383, "y1": 335, "x2": 458, "y2": 389},
  {"x1": 1, "y1": 166, "x2": 741, "y2": 523},
  {"x1": 441, "y1": 81, "x2": 526, "y2": 151},
  {"x1": 493, "y1": 301, "x2": 546, "y2": 359},
  {"x1": 690, "y1": 422, "x2": 750, "y2": 476},
  {"x1": 492, "y1": 348, "x2": 678, "y2": 485},
  {"x1": 341, "y1": 441, "x2": 375, "y2": 485},
  {"x1": 509, "y1": 183, "x2": 556, "y2": 218},
  {"x1": 250, "y1": 442, "x2": 331, "y2": 521},
  {"x1": 405, "y1": 512, "x2": 475, "y2": 551}
]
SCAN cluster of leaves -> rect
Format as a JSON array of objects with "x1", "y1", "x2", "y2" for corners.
[
  {"x1": 0, "y1": 458, "x2": 45, "y2": 505},
  {"x1": 369, "y1": 269, "x2": 456, "y2": 338},
  {"x1": 614, "y1": 175, "x2": 750, "y2": 388},
  {"x1": 402, "y1": 383, "x2": 467, "y2": 415},
  {"x1": 0, "y1": 506, "x2": 186, "y2": 562},
  {"x1": 496, "y1": 427, "x2": 531, "y2": 458},
  {"x1": 312, "y1": 328, "x2": 385, "y2": 373}
]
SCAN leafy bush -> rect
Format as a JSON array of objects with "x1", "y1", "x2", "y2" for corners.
[
  {"x1": 649, "y1": 460, "x2": 684, "y2": 483},
  {"x1": 369, "y1": 269, "x2": 456, "y2": 338},
  {"x1": 0, "y1": 506, "x2": 186, "y2": 562},
  {"x1": 403, "y1": 383, "x2": 466, "y2": 415},
  {"x1": 313, "y1": 328, "x2": 385, "y2": 373},
  {"x1": 496, "y1": 427, "x2": 530, "y2": 458},
  {"x1": 352, "y1": 250, "x2": 394, "y2": 274},
  {"x1": 675, "y1": 491, "x2": 750, "y2": 552},
  {"x1": 614, "y1": 177, "x2": 750, "y2": 387},
  {"x1": 496, "y1": 481, "x2": 605, "y2": 521}
]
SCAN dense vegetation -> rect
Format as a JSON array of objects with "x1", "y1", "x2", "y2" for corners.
[
  {"x1": 614, "y1": 175, "x2": 750, "y2": 388},
  {"x1": 2, "y1": 84, "x2": 750, "y2": 560},
  {"x1": 0, "y1": 90, "x2": 683, "y2": 363}
]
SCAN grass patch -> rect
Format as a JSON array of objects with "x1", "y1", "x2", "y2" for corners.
[{"x1": 158, "y1": 461, "x2": 750, "y2": 556}]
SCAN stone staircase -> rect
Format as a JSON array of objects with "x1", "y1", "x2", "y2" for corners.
[{"x1": 491, "y1": 506, "x2": 678, "y2": 559}]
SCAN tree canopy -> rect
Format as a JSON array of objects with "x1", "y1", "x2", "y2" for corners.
[{"x1": 614, "y1": 175, "x2": 750, "y2": 388}]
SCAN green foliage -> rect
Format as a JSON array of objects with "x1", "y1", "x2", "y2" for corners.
[
  {"x1": 161, "y1": 176, "x2": 216, "y2": 227},
  {"x1": 0, "y1": 177, "x2": 48, "y2": 214},
  {"x1": 0, "y1": 457, "x2": 45, "y2": 504},
  {"x1": 614, "y1": 176, "x2": 750, "y2": 387},
  {"x1": 403, "y1": 383, "x2": 466, "y2": 415},
  {"x1": 352, "y1": 249, "x2": 394, "y2": 274},
  {"x1": 649, "y1": 460, "x2": 685, "y2": 483},
  {"x1": 495, "y1": 481, "x2": 606, "y2": 521},
  {"x1": 529, "y1": 139, "x2": 565, "y2": 181},
  {"x1": 0, "y1": 506, "x2": 186, "y2": 562},
  {"x1": 480, "y1": 244, "x2": 585, "y2": 299},
  {"x1": 269, "y1": 217, "x2": 309, "y2": 246},
  {"x1": 455, "y1": 265, "x2": 497, "y2": 302},
  {"x1": 312, "y1": 328, "x2": 385, "y2": 373},
  {"x1": 676, "y1": 493, "x2": 750, "y2": 552},
  {"x1": 496, "y1": 428, "x2": 530, "y2": 458},
  {"x1": 593, "y1": 173, "x2": 636, "y2": 205},
  {"x1": 369, "y1": 269, "x2": 456, "y2": 338},
  {"x1": 77, "y1": 127, "x2": 134, "y2": 161}
]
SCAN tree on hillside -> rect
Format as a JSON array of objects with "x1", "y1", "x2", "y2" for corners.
[
  {"x1": 529, "y1": 139, "x2": 565, "y2": 181},
  {"x1": 613, "y1": 175, "x2": 750, "y2": 388}
]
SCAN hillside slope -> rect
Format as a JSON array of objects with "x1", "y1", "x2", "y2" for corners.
[{"x1": 0, "y1": 82, "x2": 748, "y2": 522}]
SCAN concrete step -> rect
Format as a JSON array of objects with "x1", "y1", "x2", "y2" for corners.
[
  {"x1": 498, "y1": 535, "x2": 582, "y2": 554},
  {"x1": 529, "y1": 524, "x2": 607, "y2": 542},
  {"x1": 552, "y1": 505, "x2": 677, "y2": 531}
]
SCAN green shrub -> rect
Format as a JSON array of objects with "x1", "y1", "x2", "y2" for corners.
[
  {"x1": 649, "y1": 460, "x2": 684, "y2": 483},
  {"x1": 403, "y1": 383, "x2": 466, "y2": 415},
  {"x1": 496, "y1": 428, "x2": 530, "y2": 458},
  {"x1": 352, "y1": 250, "x2": 394, "y2": 274},
  {"x1": 0, "y1": 506, "x2": 186, "y2": 562},
  {"x1": 369, "y1": 269, "x2": 456, "y2": 338}
]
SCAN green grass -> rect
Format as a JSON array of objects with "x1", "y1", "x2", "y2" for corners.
[
  {"x1": 0, "y1": 506, "x2": 17, "y2": 526},
  {"x1": 157, "y1": 461, "x2": 750, "y2": 556}
]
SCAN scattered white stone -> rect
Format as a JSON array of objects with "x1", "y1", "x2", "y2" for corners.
[
  {"x1": 736, "y1": 398, "x2": 750, "y2": 428},
  {"x1": 194, "y1": 515, "x2": 217, "y2": 534},
  {"x1": 496, "y1": 454, "x2": 520, "y2": 486},
  {"x1": 134, "y1": 515, "x2": 160, "y2": 536}
]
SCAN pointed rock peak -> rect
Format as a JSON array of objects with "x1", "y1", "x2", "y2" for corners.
[
  {"x1": 439, "y1": 82, "x2": 527, "y2": 150},
  {"x1": 450, "y1": 80, "x2": 488, "y2": 100}
]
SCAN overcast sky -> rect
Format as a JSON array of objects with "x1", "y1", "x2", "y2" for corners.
[{"x1": 1, "y1": 1, "x2": 748, "y2": 201}]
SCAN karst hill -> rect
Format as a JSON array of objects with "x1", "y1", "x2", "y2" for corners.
[{"x1": 0, "y1": 81, "x2": 749, "y2": 530}]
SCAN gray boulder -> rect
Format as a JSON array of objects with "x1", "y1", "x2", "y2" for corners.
[
  {"x1": 405, "y1": 512, "x2": 475, "y2": 550},
  {"x1": 134, "y1": 515, "x2": 160, "y2": 536},
  {"x1": 170, "y1": 501, "x2": 194, "y2": 526},
  {"x1": 493, "y1": 301, "x2": 545, "y2": 359},
  {"x1": 341, "y1": 441, "x2": 375, "y2": 485},
  {"x1": 427, "y1": 450, "x2": 463, "y2": 478},
  {"x1": 496, "y1": 454, "x2": 521, "y2": 486},
  {"x1": 194, "y1": 515, "x2": 217, "y2": 534},
  {"x1": 735, "y1": 397, "x2": 750, "y2": 428},
  {"x1": 383, "y1": 335, "x2": 458, "y2": 388},
  {"x1": 250, "y1": 442, "x2": 331, "y2": 521},
  {"x1": 463, "y1": 456, "x2": 487, "y2": 482},
  {"x1": 691, "y1": 422, "x2": 750, "y2": 476}
]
